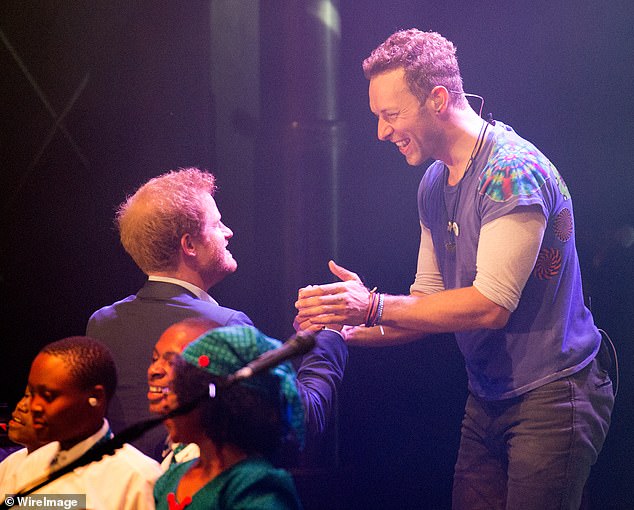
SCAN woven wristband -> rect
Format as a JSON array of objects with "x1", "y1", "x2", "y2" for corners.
[{"x1": 364, "y1": 288, "x2": 378, "y2": 327}]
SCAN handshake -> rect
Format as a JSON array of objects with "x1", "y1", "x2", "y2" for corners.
[{"x1": 294, "y1": 260, "x2": 388, "y2": 345}]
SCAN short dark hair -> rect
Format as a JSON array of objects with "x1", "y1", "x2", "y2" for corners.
[
  {"x1": 173, "y1": 361, "x2": 285, "y2": 458},
  {"x1": 41, "y1": 336, "x2": 117, "y2": 403}
]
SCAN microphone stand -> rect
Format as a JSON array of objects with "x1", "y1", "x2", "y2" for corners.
[
  {"x1": 1, "y1": 330, "x2": 316, "y2": 508},
  {"x1": 0, "y1": 397, "x2": 203, "y2": 508}
]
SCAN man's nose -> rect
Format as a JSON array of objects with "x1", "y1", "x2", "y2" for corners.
[
  {"x1": 30, "y1": 396, "x2": 43, "y2": 413},
  {"x1": 221, "y1": 222, "x2": 233, "y2": 239},
  {"x1": 148, "y1": 362, "x2": 166, "y2": 379},
  {"x1": 378, "y1": 118, "x2": 393, "y2": 141}
]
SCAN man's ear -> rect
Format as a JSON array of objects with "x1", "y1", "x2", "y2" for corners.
[
  {"x1": 430, "y1": 85, "x2": 449, "y2": 113},
  {"x1": 87, "y1": 385, "x2": 107, "y2": 409},
  {"x1": 180, "y1": 233, "x2": 196, "y2": 257}
]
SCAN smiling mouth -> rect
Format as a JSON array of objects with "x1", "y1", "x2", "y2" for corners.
[
  {"x1": 148, "y1": 386, "x2": 172, "y2": 401},
  {"x1": 149, "y1": 385, "x2": 170, "y2": 393},
  {"x1": 10, "y1": 414, "x2": 25, "y2": 425}
]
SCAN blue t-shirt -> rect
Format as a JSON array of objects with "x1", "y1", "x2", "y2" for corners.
[{"x1": 418, "y1": 121, "x2": 600, "y2": 399}]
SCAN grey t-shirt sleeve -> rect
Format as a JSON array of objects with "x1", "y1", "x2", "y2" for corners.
[
  {"x1": 410, "y1": 222, "x2": 445, "y2": 296},
  {"x1": 474, "y1": 207, "x2": 546, "y2": 312}
]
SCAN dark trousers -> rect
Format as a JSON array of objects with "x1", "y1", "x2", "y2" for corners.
[{"x1": 452, "y1": 351, "x2": 614, "y2": 510}]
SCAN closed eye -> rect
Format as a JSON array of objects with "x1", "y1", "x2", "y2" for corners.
[{"x1": 39, "y1": 390, "x2": 56, "y2": 403}]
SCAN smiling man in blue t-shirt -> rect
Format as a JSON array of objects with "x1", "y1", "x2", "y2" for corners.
[{"x1": 294, "y1": 28, "x2": 614, "y2": 510}]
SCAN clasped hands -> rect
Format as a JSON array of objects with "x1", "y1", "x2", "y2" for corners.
[{"x1": 294, "y1": 260, "x2": 372, "y2": 333}]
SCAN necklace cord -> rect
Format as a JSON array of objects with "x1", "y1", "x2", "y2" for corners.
[{"x1": 445, "y1": 120, "x2": 490, "y2": 250}]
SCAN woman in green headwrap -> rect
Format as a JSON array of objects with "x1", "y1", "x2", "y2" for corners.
[{"x1": 153, "y1": 325, "x2": 304, "y2": 510}]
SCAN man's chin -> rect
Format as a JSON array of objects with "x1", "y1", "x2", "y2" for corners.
[
  {"x1": 405, "y1": 152, "x2": 428, "y2": 167},
  {"x1": 207, "y1": 262, "x2": 238, "y2": 288},
  {"x1": 34, "y1": 429, "x2": 52, "y2": 444},
  {"x1": 148, "y1": 401, "x2": 173, "y2": 416},
  {"x1": 226, "y1": 258, "x2": 238, "y2": 274}
]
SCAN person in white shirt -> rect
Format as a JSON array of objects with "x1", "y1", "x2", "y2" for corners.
[
  {"x1": 9, "y1": 336, "x2": 161, "y2": 509},
  {"x1": 146, "y1": 318, "x2": 221, "y2": 470},
  {"x1": 0, "y1": 389, "x2": 47, "y2": 495}
]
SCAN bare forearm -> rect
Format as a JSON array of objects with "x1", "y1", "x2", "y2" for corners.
[
  {"x1": 382, "y1": 286, "x2": 510, "y2": 333},
  {"x1": 295, "y1": 261, "x2": 510, "y2": 337},
  {"x1": 345, "y1": 324, "x2": 427, "y2": 347}
]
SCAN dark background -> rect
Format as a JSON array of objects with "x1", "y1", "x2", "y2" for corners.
[{"x1": 1, "y1": 2, "x2": 632, "y2": 509}]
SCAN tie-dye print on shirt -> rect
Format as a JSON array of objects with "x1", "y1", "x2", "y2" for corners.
[
  {"x1": 416, "y1": 121, "x2": 599, "y2": 400},
  {"x1": 479, "y1": 132, "x2": 550, "y2": 202}
]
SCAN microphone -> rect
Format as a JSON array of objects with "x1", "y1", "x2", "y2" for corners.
[
  {"x1": 0, "y1": 331, "x2": 315, "y2": 510},
  {"x1": 3, "y1": 398, "x2": 204, "y2": 504},
  {"x1": 227, "y1": 331, "x2": 316, "y2": 383},
  {"x1": 0, "y1": 333, "x2": 317, "y2": 506}
]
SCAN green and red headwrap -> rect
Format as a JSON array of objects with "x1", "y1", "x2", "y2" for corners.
[{"x1": 181, "y1": 325, "x2": 305, "y2": 446}]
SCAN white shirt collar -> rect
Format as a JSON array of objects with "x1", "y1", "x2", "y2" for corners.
[
  {"x1": 49, "y1": 419, "x2": 110, "y2": 470},
  {"x1": 147, "y1": 276, "x2": 218, "y2": 305},
  {"x1": 159, "y1": 442, "x2": 201, "y2": 471}
]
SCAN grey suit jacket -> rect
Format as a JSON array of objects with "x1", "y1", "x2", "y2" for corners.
[{"x1": 86, "y1": 280, "x2": 347, "y2": 459}]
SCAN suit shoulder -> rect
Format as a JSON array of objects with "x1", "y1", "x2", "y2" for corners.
[
  {"x1": 88, "y1": 294, "x2": 137, "y2": 322},
  {"x1": 192, "y1": 301, "x2": 253, "y2": 327}
]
